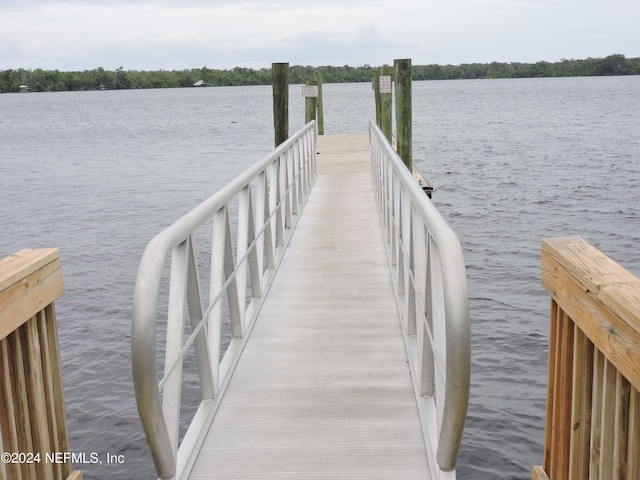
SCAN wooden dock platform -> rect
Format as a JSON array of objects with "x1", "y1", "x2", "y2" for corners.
[{"x1": 188, "y1": 134, "x2": 431, "y2": 479}]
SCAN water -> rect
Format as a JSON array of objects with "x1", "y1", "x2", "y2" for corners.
[
  {"x1": 412, "y1": 76, "x2": 640, "y2": 478},
  {"x1": 1, "y1": 77, "x2": 639, "y2": 479}
]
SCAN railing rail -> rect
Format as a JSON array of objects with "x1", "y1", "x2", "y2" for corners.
[
  {"x1": 0, "y1": 248, "x2": 81, "y2": 480},
  {"x1": 132, "y1": 121, "x2": 317, "y2": 480},
  {"x1": 369, "y1": 119, "x2": 471, "y2": 477},
  {"x1": 534, "y1": 236, "x2": 640, "y2": 480}
]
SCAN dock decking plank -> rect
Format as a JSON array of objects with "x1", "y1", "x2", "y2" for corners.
[{"x1": 189, "y1": 134, "x2": 431, "y2": 479}]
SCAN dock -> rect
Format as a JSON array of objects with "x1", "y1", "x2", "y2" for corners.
[
  {"x1": 130, "y1": 119, "x2": 470, "y2": 480},
  {"x1": 188, "y1": 134, "x2": 430, "y2": 478}
]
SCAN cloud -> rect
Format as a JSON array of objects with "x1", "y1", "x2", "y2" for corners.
[{"x1": 0, "y1": 0, "x2": 638, "y2": 71}]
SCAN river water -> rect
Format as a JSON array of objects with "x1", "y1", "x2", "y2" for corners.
[{"x1": 1, "y1": 77, "x2": 639, "y2": 479}]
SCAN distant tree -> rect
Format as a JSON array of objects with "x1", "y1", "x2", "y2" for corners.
[
  {"x1": 598, "y1": 54, "x2": 627, "y2": 75},
  {"x1": 115, "y1": 66, "x2": 131, "y2": 89}
]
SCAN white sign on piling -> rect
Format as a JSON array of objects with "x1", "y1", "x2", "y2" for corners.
[
  {"x1": 302, "y1": 85, "x2": 319, "y2": 98},
  {"x1": 379, "y1": 75, "x2": 392, "y2": 94}
]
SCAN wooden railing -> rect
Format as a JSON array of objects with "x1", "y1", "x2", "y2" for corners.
[
  {"x1": 534, "y1": 237, "x2": 640, "y2": 480},
  {"x1": 0, "y1": 249, "x2": 81, "y2": 480}
]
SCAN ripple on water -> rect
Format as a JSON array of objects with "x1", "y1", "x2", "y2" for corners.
[{"x1": 2, "y1": 78, "x2": 639, "y2": 479}]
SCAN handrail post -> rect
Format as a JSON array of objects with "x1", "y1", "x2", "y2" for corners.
[
  {"x1": 0, "y1": 249, "x2": 81, "y2": 480},
  {"x1": 536, "y1": 236, "x2": 640, "y2": 479}
]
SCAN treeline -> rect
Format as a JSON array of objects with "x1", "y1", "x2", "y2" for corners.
[
  {"x1": 414, "y1": 54, "x2": 640, "y2": 80},
  {"x1": 1, "y1": 54, "x2": 638, "y2": 93}
]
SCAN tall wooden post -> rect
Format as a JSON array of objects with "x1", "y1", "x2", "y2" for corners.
[
  {"x1": 380, "y1": 65, "x2": 393, "y2": 142},
  {"x1": 314, "y1": 72, "x2": 324, "y2": 135},
  {"x1": 373, "y1": 69, "x2": 382, "y2": 127},
  {"x1": 272, "y1": 62, "x2": 289, "y2": 147},
  {"x1": 394, "y1": 58, "x2": 412, "y2": 170},
  {"x1": 304, "y1": 81, "x2": 318, "y2": 124}
]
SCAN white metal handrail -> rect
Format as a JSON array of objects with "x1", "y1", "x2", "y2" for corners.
[
  {"x1": 132, "y1": 121, "x2": 317, "y2": 480},
  {"x1": 369, "y1": 118, "x2": 470, "y2": 477}
]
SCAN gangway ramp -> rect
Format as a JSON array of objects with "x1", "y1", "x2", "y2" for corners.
[
  {"x1": 189, "y1": 134, "x2": 430, "y2": 478},
  {"x1": 132, "y1": 121, "x2": 469, "y2": 480}
]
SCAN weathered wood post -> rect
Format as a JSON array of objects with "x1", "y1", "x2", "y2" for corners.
[
  {"x1": 394, "y1": 58, "x2": 412, "y2": 170},
  {"x1": 314, "y1": 72, "x2": 324, "y2": 135},
  {"x1": 303, "y1": 81, "x2": 318, "y2": 124},
  {"x1": 379, "y1": 65, "x2": 393, "y2": 143},
  {"x1": 272, "y1": 62, "x2": 289, "y2": 147},
  {"x1": 373, "y1": 69, "x2": 382, "y2": 127}
]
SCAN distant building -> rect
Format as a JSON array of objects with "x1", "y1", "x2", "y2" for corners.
[{"x1": 193, "y1": 80, "x2": 205, "y2": 87}]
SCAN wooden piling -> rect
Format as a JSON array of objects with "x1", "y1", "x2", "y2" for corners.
[
  {"x1": 314, "y1": 72, "x2": 324, "y2": 135},
  {"x1": 304, "y1": 81, "x2": 318, "y2": 125},
  {"x1": 373, "y1": 69, "x2": 381, "y2": 127},
  {"x1": 394, "y1": 58, "x2": 412, "y2": 170},
  {"x1": 272, "y1": 62, "x2": 289, "y2": 147},
  {"x1": 380, "y1": 65, "x2": 393, "y2": 143}
]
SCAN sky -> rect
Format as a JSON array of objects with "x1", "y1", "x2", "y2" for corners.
[{"x1": 1, "y1": 0, "x2": 639, "y2": 72}]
